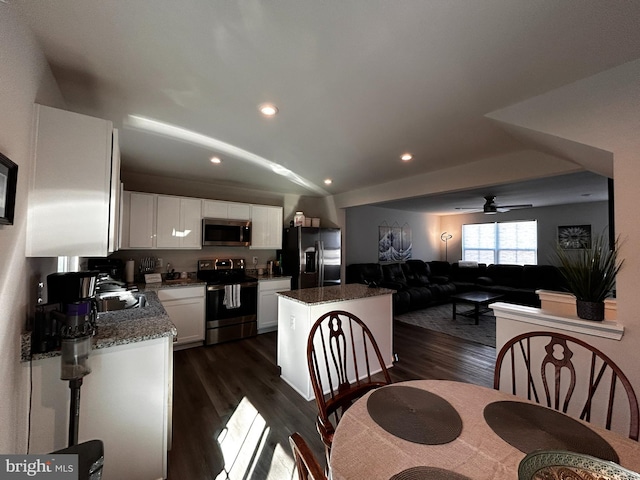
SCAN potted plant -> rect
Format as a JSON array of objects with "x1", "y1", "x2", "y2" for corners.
[{"x1": 553, "y1": 232, "x2": 623, "y2": 321}]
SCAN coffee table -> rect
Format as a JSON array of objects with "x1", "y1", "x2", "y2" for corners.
[{"x1": 451, "y1": 291, "x2": 504, "y2": 325}]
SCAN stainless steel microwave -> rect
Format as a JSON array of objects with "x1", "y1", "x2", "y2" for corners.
[{"x1": 202, "y1": 218, "x2": 251, "y2": 246}]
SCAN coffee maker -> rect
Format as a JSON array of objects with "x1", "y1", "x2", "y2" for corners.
[{"x1": 32, "y1": 271, "x2": 99, "y2": 446}]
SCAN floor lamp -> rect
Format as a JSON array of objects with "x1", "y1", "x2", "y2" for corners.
[{"x1": 441, "y1": 232, "x2": 453, "y2": 262}]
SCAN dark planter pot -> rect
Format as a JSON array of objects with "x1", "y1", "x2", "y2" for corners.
[{"x1": 576, "y1": 300, "x2": 605, "y2": 321}]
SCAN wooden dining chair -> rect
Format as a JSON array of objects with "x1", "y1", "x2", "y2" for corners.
[
  {"x1": 307, "y1": 310, "x2": 392, "y2": 463},
  {"x1": 494, "y1": 330, "x2": 639, "y2": 440},
  {"x1": 289, "y1": 432, "x2": 327, "y2": 480}
]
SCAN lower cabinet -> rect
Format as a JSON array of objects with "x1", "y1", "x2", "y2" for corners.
[
  {"x1": 27, "y1": 337, "x2": 172, "y2": 480},
  {"x1": 258, "y1": 277, "x2": 291, "y2": 333},
  {"x1": 158, "y1": 285, "x2": 205, "y2": 348}
]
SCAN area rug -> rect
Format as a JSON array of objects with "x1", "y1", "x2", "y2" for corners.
[{"x1": 395, "y1": 303, "x2": 496, "y2": 347}]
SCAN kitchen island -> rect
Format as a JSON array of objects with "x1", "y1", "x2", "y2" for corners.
[
  {"x1": 277, "y1": 283, "x2": 395, "y2": 401},
  {"x1": 22, "y1": 291, "x2": 176, "y2": 480}
]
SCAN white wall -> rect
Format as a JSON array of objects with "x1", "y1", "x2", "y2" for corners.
[
  {"x1": 344, "y1": 201, "x2": 608, "y2": 267},
  {"x1": 440, "y1": 201, "x2": 609, "y2": 265},
  {"x1": 345, "y1": 205, "x2": 440, "y2": 264},
  {"x1": 0, "y1": 4, "x2": 62, "y2": 454}
]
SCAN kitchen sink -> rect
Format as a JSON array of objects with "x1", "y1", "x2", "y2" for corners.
[{"x1": 96, "y1": 292, "x2": 147, "y2": 312}]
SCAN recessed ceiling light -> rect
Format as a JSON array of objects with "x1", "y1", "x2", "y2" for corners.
[
  {"x1": 401, "y1": 153, "x2": 413, "y2": 161},
  {"x1": 210, "y1": 156, "x2": 222, "y2": 164},
  {"x1": 258, "y1": 103, "x2": 278, "y2": 116},
  {"x1": 324, "y1": 179, "x2": 332, "y2": 185}
]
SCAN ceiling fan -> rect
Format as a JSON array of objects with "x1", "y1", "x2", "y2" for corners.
[{"x1": 456, "y1": 196, "x2": 533, "y2": 215}]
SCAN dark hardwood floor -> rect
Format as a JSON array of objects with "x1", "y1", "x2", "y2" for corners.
[{"x1": 167, "y1": 321, "x2": 496, "y2": 480}]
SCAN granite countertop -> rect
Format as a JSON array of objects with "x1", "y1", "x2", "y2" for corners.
[
  {"x1": 255, "y1": 274, "x2": 292, "y2": 282},
  {"x1": 21, "y1": 290, "x2": 177, "y2": 362},
  {"x1": 141, "y1": 278, "x2": 207, "y2": 291},
  {"x1": 277, "y1": 283, "x2": 395, "y2": 306}
]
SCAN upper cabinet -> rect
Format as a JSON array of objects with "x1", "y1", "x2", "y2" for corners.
[
  {"x1": 26, "y1": 105, "x2": 121, "y2": 257},
  {"x1": 121, "y1": 192, "x2": 202, "y2": 250},
  {"x1": 250, "y1": 205, "x2": 283, "y2": 250},
  {"x1": 121, "y1": 191, "x2": 157, "y2": 249},
  {"x1": 202, "y1": 200, "x2": 251, "y2": 220},
  {"x1": 156, "y1": 195, "x2": 202, "y2": 249},
  {"x1": 121, "y1": 191, "x2": 283, "y2": 251}
]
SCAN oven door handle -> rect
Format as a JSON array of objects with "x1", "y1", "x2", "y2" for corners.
[{"x1": 207, "y1": 282, "x2": 258, "y2": 291}]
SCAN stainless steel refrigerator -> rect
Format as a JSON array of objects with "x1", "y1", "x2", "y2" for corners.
[{"x1": 281, "y1": 226, "x2": 341, "y2": 289}]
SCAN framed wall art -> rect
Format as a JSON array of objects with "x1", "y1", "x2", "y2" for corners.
[
  {"x1": 557, "y1": 224, "x2": 591, "y2": 249},
  {"x1": 0, "y1": 152, "x2": 18, "y2": 225},
  {"x1": 378, "y1": 221, "x2": 412, "y2": 261}
]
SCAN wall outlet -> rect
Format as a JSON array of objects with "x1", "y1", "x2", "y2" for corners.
[
  {"x1": 156, "y1": 257, "x2": 163, "y2": 268},
  {"x1": 252, "y1": 256, "x2": 258, "y2": 266},
  {"x1": 290, "y1": 315, "x2": 295, "y2": 330}
]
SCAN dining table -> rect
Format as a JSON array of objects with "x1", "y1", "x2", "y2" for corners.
[{"x1": 329, "y1": 380, "x2": 640, "y2": 480}]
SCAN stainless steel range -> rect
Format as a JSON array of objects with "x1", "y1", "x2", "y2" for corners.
[{"x1": 197, "y1": 258, "x2": 258, "y2": 345}]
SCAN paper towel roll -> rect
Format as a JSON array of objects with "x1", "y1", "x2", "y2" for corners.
[{"x1": 125, "y1": 260, "x2": 135, "y2": 283}]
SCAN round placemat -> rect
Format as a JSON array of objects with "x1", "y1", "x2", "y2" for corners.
[
  {"x1": 367, "y1": 385, "x2": 462, "y2": 445},
  {"x1": 390, "y1": 466, "x2": 472, "y2": 480},
  {"x1": 483, "y1": 401, "x2": 619, "y2": 463}
]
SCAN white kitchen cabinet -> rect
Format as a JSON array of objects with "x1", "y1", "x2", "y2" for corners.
[
  {"x1": 203, "y1": 199, "x2": 252, "y2": 220},
  {"x1": 250, "y1": 204, "x2": 283, "y2": 249},
  {"x1": 158, "y1": 285, "x2": 205, "y2": 347},
  {"x1": 258, "y1": 277, "x2": 291, "y2": 333},
  {"x1": 121, "y1": 191, "x2": 157, "y2": 249},
  {"x1": 27, "y1": 337, "x2": 172, "y2": 480},
  {"x1": 108, "y1": 129, "x2": 121, "y2": 254},
  {"x1": 156, "y1": 195, "x2": 202, "y2": 249},
  {"x1": 27, "y1": 104, "x2": 121, "y2": 257}
]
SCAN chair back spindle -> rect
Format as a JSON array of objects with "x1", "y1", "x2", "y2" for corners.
[{"x1": 495, "y1": 331, "x2": 639, "y2": 440}]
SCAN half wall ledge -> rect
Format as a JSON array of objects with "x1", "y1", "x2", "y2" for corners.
[{"x1": 490, "y1": 301, "x2": 624, "y2": 341}]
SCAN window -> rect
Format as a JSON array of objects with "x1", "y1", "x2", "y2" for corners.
[{"x1": 462, "y1": 220, "x2": 537, "y2": 265}]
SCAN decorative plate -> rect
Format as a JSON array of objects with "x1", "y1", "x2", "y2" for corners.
[{"x1": 518, "y1": 451, "x2": 640, "y2": 480}]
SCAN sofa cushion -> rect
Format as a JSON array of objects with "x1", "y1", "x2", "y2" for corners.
[
  {"x1": 522, "y1": 264, "x2": 565, "y2": 290},
  {"x1": 393, "y1": 290, "x2": 411, "y2": 315},
  {"x1": 429, "y1": 283, "x2": 456, "y2": 300},
  {"x1": 450, "y1": 262, "x2": 487, "y2": 283},
  {"x1": 486, "y1": 264, "x2": 524, "y2": 288},
  {"x1": 403, "y1": 259, "x2": 432, "y2": 286},
  {"x1": 346, "y1": 263, "x2": 383, "y2": 285},
  {"x1": 430, "y1": 276, "x2": 450, "y2": 285},
  {"x1": 382, "y1": 263, "x2": 408, "y2": 287},
  {"x1": 476, "y1": 276, "x2": 494, "y2": 286},
  {"x1": 427, "y1": 261, "x2": 451, "y2": 278},
  {"x1": 406, "y1": 287, "x2": 434, "y2": 309}
]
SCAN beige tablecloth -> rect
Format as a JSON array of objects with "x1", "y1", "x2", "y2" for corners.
[{"x1": 329, "y1": 380, "x2": 640, "y2": 480}]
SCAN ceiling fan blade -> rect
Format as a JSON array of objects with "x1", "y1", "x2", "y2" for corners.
[
  {"x1": 456, "y1": 197, "x2": 533, "y2": 214},
  {"x1": 498, "y1": 204, "x2": 533, "y2": 209}
]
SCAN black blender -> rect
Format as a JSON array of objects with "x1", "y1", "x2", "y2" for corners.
[{"x1": 46, "y1": 271, "x2": 99, "y2": 447}]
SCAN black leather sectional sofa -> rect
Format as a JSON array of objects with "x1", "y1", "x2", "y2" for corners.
[{"x1": 346, "y1": 259, "x2": 566, "y2": 315}]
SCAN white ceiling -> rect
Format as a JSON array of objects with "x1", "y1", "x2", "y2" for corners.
[{"x1": 12, "y1": 0, "x2": 640, "y2": 211}]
